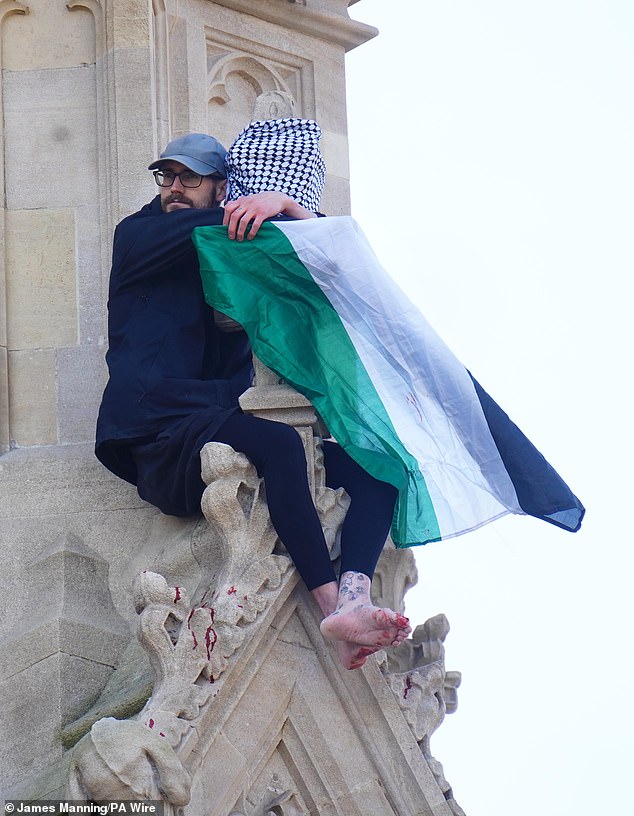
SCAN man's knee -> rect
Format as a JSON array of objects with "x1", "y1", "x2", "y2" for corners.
[
  {"x1": 231, "y1": 417, "x2": 306, "y2": 477},
  {"x1": 265, "y1": 421, "x2": 306, "y2": 463},
  {"x1": 325, "y1": 442, "x2": 397, "y2": 505}
]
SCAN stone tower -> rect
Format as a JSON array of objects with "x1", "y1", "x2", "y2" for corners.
[{"x1": 0, "y1": 2, "x2": 464, "y2": 812}]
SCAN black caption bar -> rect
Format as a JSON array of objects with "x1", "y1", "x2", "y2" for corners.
[{"x1": 4, "y1": 803, "x2": 164, "y2": 816}]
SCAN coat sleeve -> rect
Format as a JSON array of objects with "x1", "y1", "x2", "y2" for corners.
[{"x1": 111, "y1": 204, "x2": 225, "y2": 291}]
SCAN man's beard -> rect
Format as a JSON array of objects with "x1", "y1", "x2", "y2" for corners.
[{"x1": 161, "y1": 187, "x2": 218, "y2": 212}]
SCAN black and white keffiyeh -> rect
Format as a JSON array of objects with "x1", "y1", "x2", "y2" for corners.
[{"x1": 224, "y1": 118, "x2": 326, "y2": 211}]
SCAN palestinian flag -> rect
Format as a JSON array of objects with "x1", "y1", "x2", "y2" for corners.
[{"x1": 193, "y1": 216, "x2": 584, "y2": 547}]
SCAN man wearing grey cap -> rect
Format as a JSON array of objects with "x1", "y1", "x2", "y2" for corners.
[
  {"x1": 96, "y1": 128, "x2": 409, "y2": 670},
  {"x1": 148, "y1": 131, "x2": 315, "y2": 231},
  {"x1": 96, "y1": 130, "x2": 319, "y2": 494}
]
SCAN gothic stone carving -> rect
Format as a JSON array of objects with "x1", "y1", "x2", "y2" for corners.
[
  {"x1": 66, "y1": 378, "x2": 461, "y2": 813},
  {"x1": 381, "y1": 614, "x2": 465, "y2": 816},
  {"x1": 67, "y1": 444, "x2": 291, "y2": 803},
  {"x1": 65, "y1": 437, "x2": 350, "y2": 805},
  {"x1": 206, "y1": 32, "x2": 314, "y2": 148}
]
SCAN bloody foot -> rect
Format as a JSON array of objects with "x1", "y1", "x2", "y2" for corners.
[
  {"x1": 320, "y1": 603, "x2": 411, "y2": 648},
  {"x1": 319, "y1": 571, "x2": 411, "y2": 650}
]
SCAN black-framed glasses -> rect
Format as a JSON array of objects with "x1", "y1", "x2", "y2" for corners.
[{"x1": 153, "y1": 169, "x2": 205, "y2": 188}]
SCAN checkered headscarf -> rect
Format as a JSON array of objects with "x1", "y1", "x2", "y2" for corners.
[{"x1": 224, "y1": 118, "x2": 326, "y2": 211}]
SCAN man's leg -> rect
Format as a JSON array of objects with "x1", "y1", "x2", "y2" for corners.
[
  {"x1": 214, "y1": 417, "x2": 410, "y2": 669},
  {"x1": 215, "y1": 415, "x2": 377, "y2": 666},
  {"x1": 213, "y1": 413, "x2": 337, "y2": 589},
  {"x1": 319, "y1": 442, "x2": 411, "y2": 659}
]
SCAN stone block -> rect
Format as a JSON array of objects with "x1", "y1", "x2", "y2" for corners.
[
  {"x1": 321, "y1": 128, "x2": 350, "y2": 180},
  {"x1": 0, "y1": 445, "x2": 204, "y2": 637},
  {"x1": 188, "y1": 732, "x2": 247, "y2": 809},
  {"x1": 220, "y1": 658, "x2": 295, "y2": 759},
  {"x1": 8, "y1": 532, "x2": 130, "y2": 641},
  {"x1": 0, "y1": 533, "x2": 131, "y2": 758},
  {"x1": 59, "y1": 638, "x2": 154, "y2": 750},
  {"x1": 3, "y1": 756, "x2": 71, "y2": 802},
  {"x1": 0, "y1": 445, "x2": 144, "y2": 525},
  {"x1": 75, "y1": 204, "x2": 109, "y2": 345},
  {"x1": 322, "y1": 173, "x2": 352, "y2": 217},
  {"x1": 112, "y1": 8, "x2": 151, "y2": 49},
  {"x1": 5, "y1": 209, "x2": 77, "y2": 349},
  {"x1": 7, "y1": 348, "x2": 57, "y2": 446},
  {"x1": 106, "y1": 48, "x2": 160, "y2": 218},
  {"x1": 313, "y1": 51, "x2": 348, "y2": 130},
  {"x1": 0, "y1": 618, "x2": 126, "y2": 680},
  {"x1": 3, "y1": 67, "x2": 98, "y2": 211},
  {"x1": 0, "y1": 653, "x2": 113, "y2": 794},
  {"x1": 57, "y1": 344, "x2": 108, "y2": 445},
  {"x1": 1, "y1": 2, "x2": 96, "y2": 70}
]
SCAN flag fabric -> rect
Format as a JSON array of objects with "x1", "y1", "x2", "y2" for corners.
[{"x1": 193, "y1": 216, "x2": 584, "y2": 547}]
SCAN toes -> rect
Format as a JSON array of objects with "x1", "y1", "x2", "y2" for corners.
[{"x1": 323, "y1": 604, "x2": 412, "y2": 648}]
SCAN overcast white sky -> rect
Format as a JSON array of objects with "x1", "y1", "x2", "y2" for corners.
[{"x1": 345, "y1": 2, "x2": 633, "y2": 814}]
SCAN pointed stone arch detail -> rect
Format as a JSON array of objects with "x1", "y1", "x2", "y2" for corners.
[
  {"x1": 209, "y1": 53, "x2": 293, "y2": 107},
  {"x1": 205, "y1": 28, "x2": 314, "y2": 147}
]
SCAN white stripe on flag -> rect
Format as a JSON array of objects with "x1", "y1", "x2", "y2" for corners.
[{"x1": 274, "y1": 217, "x2": 523, "y2": 538}]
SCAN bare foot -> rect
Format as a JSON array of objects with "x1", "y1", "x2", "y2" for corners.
[
  {"x1": 321, "y1": 603, "x2": 411, "y2": 648},
  {"x1": 312, "y1": 572, "x2": 411, "y2": 671}
]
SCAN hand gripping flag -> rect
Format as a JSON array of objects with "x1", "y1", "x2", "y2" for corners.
[{"x1": 193, "y1": 216, "x2": 584, "y2": 547}]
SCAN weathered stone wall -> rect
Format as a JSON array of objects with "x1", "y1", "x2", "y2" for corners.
[
  {"x1": 0, "y1": 0, "x2": 373, "y2": 453},
  {"x1": 0, "y1": 0, "x2": 377, "y2": 798}
]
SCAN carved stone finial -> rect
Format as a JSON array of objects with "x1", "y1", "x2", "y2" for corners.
[
  {"x1": 380, "y1": 611, "x2": 465, "y2": 814},
  {"x1": 370, "y1": 542, "x2": 418, "y2": 614},
  {"x1": 252, "y1": 90, "x2": 295, "y2": 122}
]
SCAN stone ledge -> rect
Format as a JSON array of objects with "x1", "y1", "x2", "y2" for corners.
[
  {"x1": 0, "y1": 443, "x2": 146, "y2": 519},
  {"x1": 210, "y1": 0, "x2": 378, "y2": 51}
]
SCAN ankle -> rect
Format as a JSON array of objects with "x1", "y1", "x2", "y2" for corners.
[
  {"x1": 337, "y1": 571, "x2": 372, "y2": 608},
  {"x1": 311, "y1": 581, "x2": 339, "y2": 617}
]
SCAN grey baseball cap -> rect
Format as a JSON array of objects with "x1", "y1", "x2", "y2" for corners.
[{"x1": 148, "y1": 133, "x2": 228, "y2": 177}]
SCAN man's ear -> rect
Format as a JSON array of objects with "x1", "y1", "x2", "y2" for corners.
[{"x1": 215, "y1": 178, "x2": 227, "y2": 205}]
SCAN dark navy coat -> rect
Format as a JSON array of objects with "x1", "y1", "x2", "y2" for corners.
[{"x1": 95, "y1": 196, "x2": 253, "y2": 485}]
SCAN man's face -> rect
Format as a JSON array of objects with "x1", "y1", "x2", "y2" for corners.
[{"x1": 158, "y1": 160, "x2": 226, "y2": 213}]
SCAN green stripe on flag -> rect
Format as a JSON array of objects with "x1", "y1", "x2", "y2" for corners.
[{"x1": 193, "y1": 221, "x2": 440, "y2": 546}]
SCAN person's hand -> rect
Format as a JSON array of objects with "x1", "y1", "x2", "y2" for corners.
[{"x1": 223, "y1": 192, "x2": 317, "y2": 241}]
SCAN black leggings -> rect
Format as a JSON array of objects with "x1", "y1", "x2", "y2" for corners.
[{"x1": 214, "y1": 413, "x2": 397, "y2": 591}]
